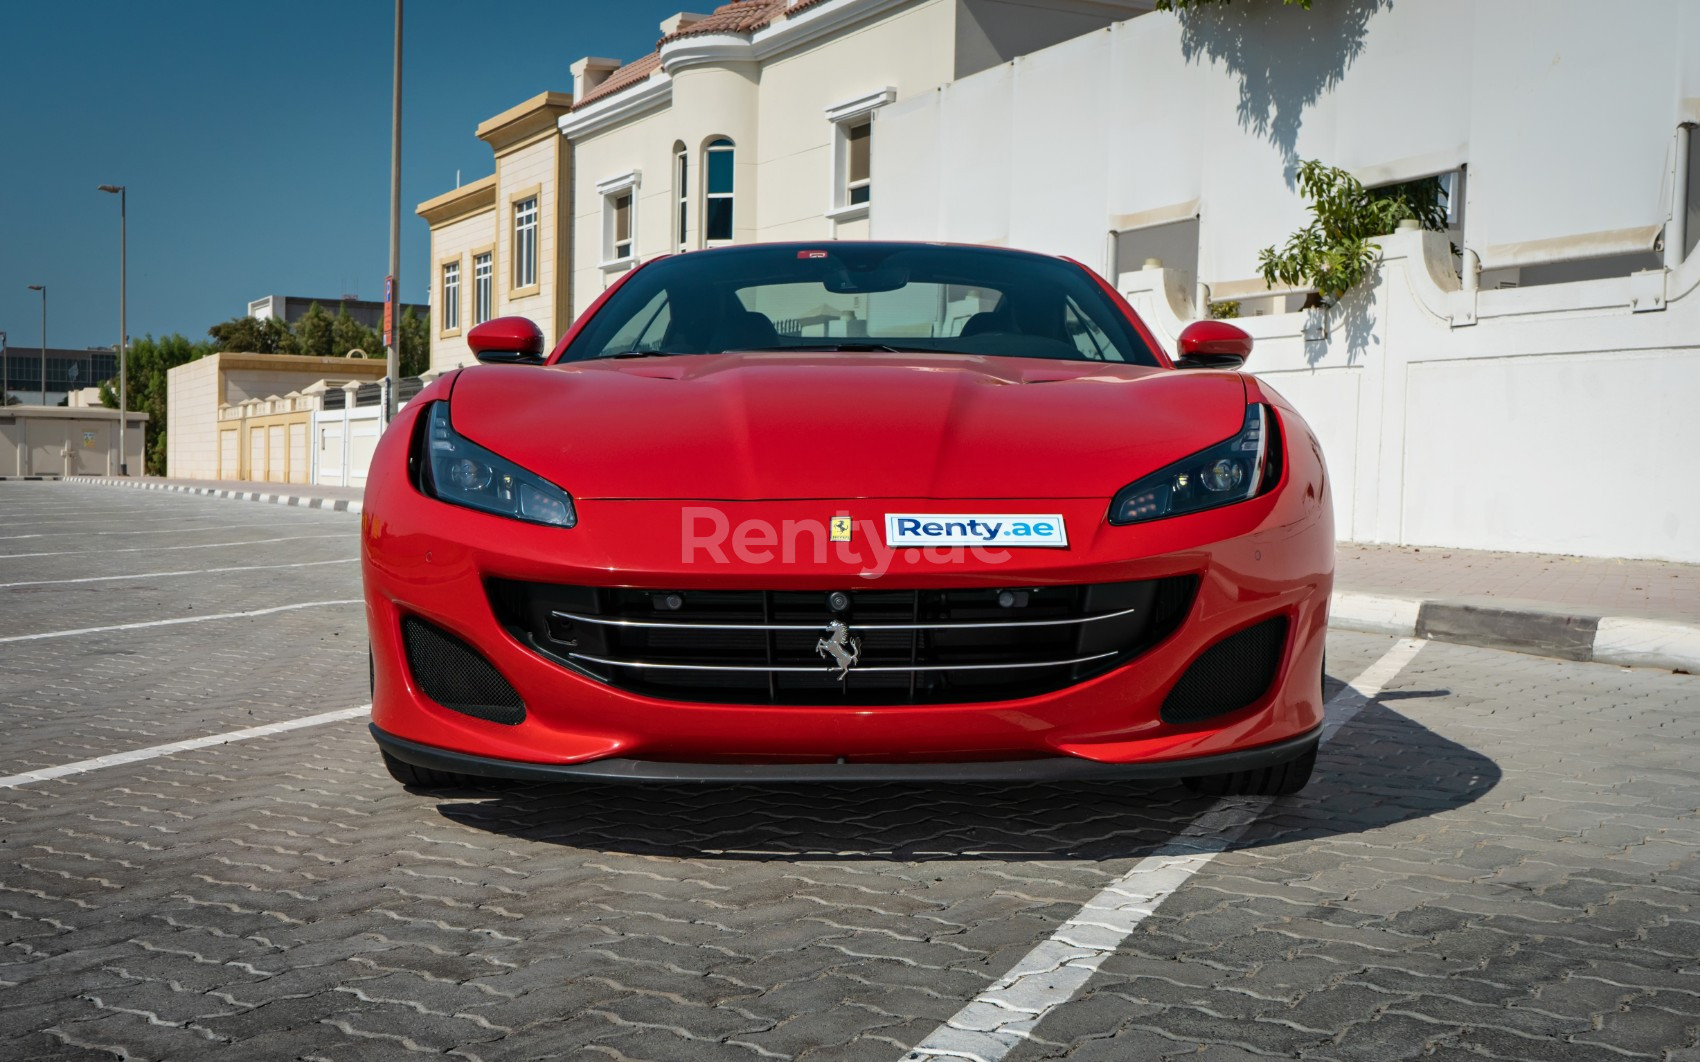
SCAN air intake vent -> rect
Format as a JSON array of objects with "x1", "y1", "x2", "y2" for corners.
[
  {"x1": 1161, "y1": 615, "x2": 1289, "y2": 725},
  {"x1": 401, "y1": 617, "x2": 525, "y2": 725}
]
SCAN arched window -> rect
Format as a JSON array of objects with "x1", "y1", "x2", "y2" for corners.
[
  {"x1": 704, "y1": 137, "x2": 734, "y2": 243},
  {"x1": 673, "y1": 140, "x2": 689, "y2": 252}
]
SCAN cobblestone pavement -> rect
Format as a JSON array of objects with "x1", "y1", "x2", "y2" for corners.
[{"x1": 3, "y1": 482, "x2": 1697, "y2": 1061}]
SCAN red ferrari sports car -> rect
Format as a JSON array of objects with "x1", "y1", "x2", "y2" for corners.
[{"x1": 364, "y1": 242, "x2": 1333, "y2": 794}]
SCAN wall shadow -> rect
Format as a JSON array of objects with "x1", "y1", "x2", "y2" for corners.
[
  {"x1": 1174, "y1": 0, "x2": 1391, "y2": 171},
  {"x1": 433, "y1": 696, "x2": 1498, "y2": 864}
]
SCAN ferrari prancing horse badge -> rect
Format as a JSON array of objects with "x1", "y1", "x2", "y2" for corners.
[{"x1": 829, "y1": 516, "x2": 852, "y2": 542}]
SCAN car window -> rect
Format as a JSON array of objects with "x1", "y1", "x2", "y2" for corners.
[
  {"x1": 735, "y1": 282, "x2": 1005, "y2": 342},
  {"x1": 560, "y1": 243, "x2": 1159, "y2": 366},
  {"x1": 1064, "y1": 295, "x2": 1116, "y2": 361},
  {"x1": 593, "y1": 289, "x2": 671, "y2": 356}
]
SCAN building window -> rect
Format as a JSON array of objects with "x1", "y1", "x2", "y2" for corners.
[
  {"x1": 513, "y1": 196, "x2": 538, "y2": 289},
  {"x1": 473, "y1": 252, "x2": 492, "y2": 324},
  {"x1": 440, "y1": 261, "x2": 460, "y2": 333},
  {"x1": 825, "y1": 88, "x2": 893, "y2": 222},
  {"x1": 705, "y1": 138, "x2": 735, "y2": 243},
  {"x1": 597, "y1": 171, "x2": 641, "y2": 270},
  {"x1": 845, "y1": 121, "x2": 871, "y2": 205},
  {"x1": 610, "y1": 192, "x2": 633, "y2": 260},
  {"x1": 675, "y1": 143, "x2": 689, "y2": 252}
]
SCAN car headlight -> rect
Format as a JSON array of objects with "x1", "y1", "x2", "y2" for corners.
[
  {"x1": 1109, "y1": 404, "x2": 1275, "y2": 525},
  {"x1": 419, "y1": 402, "x2": 576, "y2": 528}
]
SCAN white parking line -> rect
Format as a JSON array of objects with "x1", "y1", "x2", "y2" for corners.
[
  {"x1": 0, "y1": 599, "x2": 363, "y2": 643},
  {"x1": 901, "y1": 637, "x2": 1428, "y2": 1062},
  {"x1": 0, "y1": 558, "x2": 358, "y2": 589},
  {"x1": 0, "y1": 534, "x2": 350, "y2": 559},
  {"x1": 0, "y1": 705, "x2": 373, "y2": 789},
  {"x1": 0, "y1": 524, "x2": 258, "y2": 541}
]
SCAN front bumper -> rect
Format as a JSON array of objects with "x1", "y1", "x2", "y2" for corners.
[
  {"x1": 372, "y1": 722, "x2": 1323, "y2": 784},
  {"x1": 362, "y1": 396, "x2": 1335, "y2": 774}
]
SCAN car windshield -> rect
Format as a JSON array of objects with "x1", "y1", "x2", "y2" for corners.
[{"x1": 558, "y1": 242, "x2": 1161, "y2": 366}]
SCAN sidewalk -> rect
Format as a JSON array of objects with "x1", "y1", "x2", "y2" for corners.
[
  {"x1": 1334, "y1": 542, "x2": 1697, "y2": 672},
  {"x1": 68, "y1": 475, "x2": 365, "y2": 512},
  {"x1": 61, "y1": 476, "x2": 1700, "y2": 672}
]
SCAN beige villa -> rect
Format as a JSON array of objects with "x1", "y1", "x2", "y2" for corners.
[{"x1": 417, "y1": 0, "x2": 1153, "y2": 373}]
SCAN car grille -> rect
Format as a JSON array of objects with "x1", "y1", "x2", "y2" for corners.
[{"x1": 487, "y1": 577, "x2": 1196, "y2": 706}]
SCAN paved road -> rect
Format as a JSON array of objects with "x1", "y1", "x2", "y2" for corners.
[{"x1": 2, "y1": 482, "x2": 1696, "y2": 1061}]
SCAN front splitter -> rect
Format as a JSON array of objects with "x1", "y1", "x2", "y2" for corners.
[{"x1": 370, "y1": 723, "x2": 1321, "y2": 784}]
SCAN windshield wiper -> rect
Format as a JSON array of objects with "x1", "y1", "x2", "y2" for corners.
[
  {"x1": 599, "y1": 348, "x2": 678, "y2": 359},
  {"x1": 761, "y1": 342, "x2": 907, "y2": 353}
]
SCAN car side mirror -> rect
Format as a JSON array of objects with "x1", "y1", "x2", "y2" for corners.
[
  {"x1": 1175, "y1": 320, "x2": 1252, "y2": 370},
  {"x1": 468, "y1": 316, "x2": 546, "y2": 364}
]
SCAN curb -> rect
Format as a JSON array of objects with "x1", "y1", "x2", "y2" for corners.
[
  {"x1": 1331, "y1": 591, "x2": 1700, "y2": 674},
  {"x1": 66, "y1": 476, "x2": 363, "y2": 514}
]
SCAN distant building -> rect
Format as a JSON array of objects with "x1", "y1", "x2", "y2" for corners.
[
  {"x1": 0, "y1": 404, "x2": 146, "y2": 476},
  {"x1": 1, "y1": 345, "x2": 118, "y2": 406},
  {"x1": 246, "y1": 294, "x2": 428, "y2": 333},
  {"x1": 166, "y1": 352, "x2": 390, "y2": 481}
]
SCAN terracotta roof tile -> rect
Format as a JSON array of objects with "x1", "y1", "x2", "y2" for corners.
[
  {"x1": 574, "y1": 0, "x2": 824, "y2": 113},
  {"x1": 574, "y1": 52, "x2": 663, "y2": 110},
  {"x1": 657, "y1": 0, "x2": 788, "y2": 45}
]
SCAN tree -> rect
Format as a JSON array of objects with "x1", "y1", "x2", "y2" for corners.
[
  {"x1": 331, "y1": 305, "x2": 382, "y2": 360},
  {"x1": 399, "y1": 306, "x2": 429, "y2": 377},
  {"x1": 99, "y1": 333, "x2": 212, "y2": 475},
  {"x1": 294, "y1": 302, "x2": 335, "y2": 358},
  {"x1": 207, "y1": 315, "x2": 296, "y2": 354},
  {"x1": 1157, "y1": 0, "x2": 1310, "y2": 8},
  {"x1": 1257, "y1": 159, "x2": 1448, "y2": 302}
]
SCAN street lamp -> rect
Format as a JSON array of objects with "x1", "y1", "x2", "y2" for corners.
[
  {"x1": 27, "y1": 285, "x2": 45, "y2": 406},
  {"x1": 1, "y1": 330, "x2": 8, "y2": 404},
  {"x1": 384, "y1": 0, "x2": 403, "y2": 419},
  {"x1": 99, "y1": 184, "x2": 128, "y2": 475}
]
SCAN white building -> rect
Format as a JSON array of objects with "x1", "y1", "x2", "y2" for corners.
[
  {"x1": 417, "y1": 0, "x2": 1700, "y2": 563},
  {"x1": 871, "y1": 0, "x2": 1700, "y2": 564}
]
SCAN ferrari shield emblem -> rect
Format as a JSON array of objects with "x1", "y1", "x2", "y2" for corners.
[{"x1": 829, "y1": 516, "x2": 853, "y2": 542}]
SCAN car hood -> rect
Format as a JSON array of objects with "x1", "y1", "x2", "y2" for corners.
[{"x1": 448, "y1": 352, "x2": 1247, "y2": 501}]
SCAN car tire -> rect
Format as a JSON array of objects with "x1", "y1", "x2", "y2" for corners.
[{"x1": 381, "y1": 750, "x2": 488, "y2": 790}]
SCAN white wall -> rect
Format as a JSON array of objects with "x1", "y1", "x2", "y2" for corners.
[
  {"x1": 1120, "y1": 231, "x2": 1700, "y2": 563},
  {"x1": 874, "y1": 0, "x2": 1700, "y2": 562},
  {"x1": 877, "y1": 1, "x2": 1700, "y2": 279}
]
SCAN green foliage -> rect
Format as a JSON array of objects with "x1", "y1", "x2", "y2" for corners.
[
  {"x1": 207, "y1": 315, "x2": 297, "y2": 354},
  {"x1": 98, "y1": 333, "x2": 212, "y2": 475},
  {"x1": 1208, "y1": 300, "x2": 1242, "y2": 320},
  {"x1": 1157, "y1": 0, "x2": 1311, "y2": 8},
  {"x1": 293, "y1": 303, "x2": 335, "y2": 358},
  {"x1": 399, "y1": 306, "x2": 429, "y2": 377},
  {"x1": 1257, "y1": 159, "x2": 1448, "y2": 301},
  {"x1": 208, "y1": 302, "x2": 396, "y2": 364},
  {"x1": 331, "y1": 306, "x2": 377, "y2": 360}
]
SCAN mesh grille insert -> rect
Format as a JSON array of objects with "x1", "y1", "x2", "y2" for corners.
[
  {"x1": 1161, "y1": 615, "x2": 1289, "y2": 725},
  {"x1": 401, "y1": 617, "x2": 525, "y2": 725}
]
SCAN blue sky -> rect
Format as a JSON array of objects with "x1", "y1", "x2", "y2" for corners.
[{"x1": 0, "y1": 0, "x2": 682, "y2": 352}]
